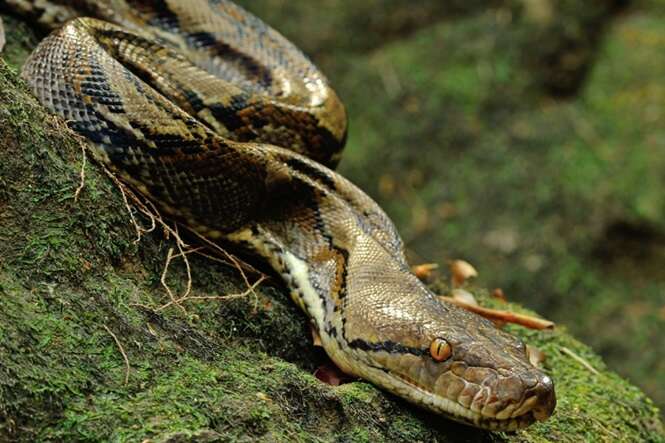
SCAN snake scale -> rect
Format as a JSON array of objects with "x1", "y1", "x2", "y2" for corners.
[{"x1": 6, "y1": 0, "x2": 556, "y2": 430}]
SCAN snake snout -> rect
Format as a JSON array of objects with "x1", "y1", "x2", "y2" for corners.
[
  {"x1": 530, "y1": 374, "x2": 556, "y2": 421},
  {"x1": 514, "y1": 370, "x2": 556, "y2": 422},
  {"x1": 489, "y1": 368, "x2": 555, "y2": 423}
]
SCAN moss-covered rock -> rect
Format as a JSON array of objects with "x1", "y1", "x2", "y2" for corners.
[{"x1": 1, "y1": 4, "x2": 663, "y2": 442}]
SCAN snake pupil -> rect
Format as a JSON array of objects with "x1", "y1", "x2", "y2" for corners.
[{"x1": 430, "y1": 338, "x2": 452, "y2": 362}]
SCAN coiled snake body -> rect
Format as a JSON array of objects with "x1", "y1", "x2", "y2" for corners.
[{"x1": 9, "y1": 0, "x2": 555, "y2": 430}]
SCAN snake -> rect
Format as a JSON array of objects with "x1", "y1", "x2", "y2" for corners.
[{"x1": 5, "y1": 0, "x2": 556, "y2": 431}]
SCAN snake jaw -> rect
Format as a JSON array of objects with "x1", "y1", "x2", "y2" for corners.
[
  {"x1": 333, "y1": 327, "x2": 556, "y2": 431},
  {"x1": 365, "y1": 364, "x2": 555, "y2": 431}
]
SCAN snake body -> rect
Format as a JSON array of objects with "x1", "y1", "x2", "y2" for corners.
[{"x1": 9, "y1": 0, "x2": 555, "y2": 430}]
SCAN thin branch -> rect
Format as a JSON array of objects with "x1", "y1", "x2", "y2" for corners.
[
  {"x1": 101, "y1": 166, "x2": 195, "y2": 313},
  {"x1": 560, "y1": 346, "x2": 600, "y2": 375},
  {"x1": 73, "y1": 141, "x2": 87, "y2": 202},
  {"x1": 173, "y1": 224, "x2": 192, "y2": 301},
  {"x1": 156, "y1": 275, "x2": 267, "y2": 311},
  {"x1": 184, "y1": 227, "x2": 265, "y2": 300},
  {"x1": 159, "y1": 247, "x2": 188, "y2": 315},
  {"x1": 100, "y1": 164, "x2": 266, "y2": 314},
  {"x1": 103, "y1": 168, "x2": 153, "y2": 243},
  {"x1": 439, "y1": 296, "x2": 555, "y2": 330},
  {"x1": 102, "y1": 325, "x2": 130, "y2": 385}
]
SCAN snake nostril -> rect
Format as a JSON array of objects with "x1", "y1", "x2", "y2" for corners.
[{"x1": 532, "y1": 375, "x2": 556, "y2": 421}]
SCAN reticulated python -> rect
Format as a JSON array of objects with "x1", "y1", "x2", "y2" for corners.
[{"x1": 6, "y1": 0, "x2": 555, "y2": 430}]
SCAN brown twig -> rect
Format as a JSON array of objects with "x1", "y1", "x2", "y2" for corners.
[
  {"x1": 172, "y1": 224, "x2": 192, "y2": 301},
  {"x1": 54, "y1": 118, "x2": 94, "y2": 203},
  {"x1": 439, "y1": 296, "x2": 555, "y2": 330},
  {"x1": 73, "y1": 142, "x2": 87, "y2": 202},
  {"x1": 101, "y1": 166, "x2": 197, "y2": 313},
  {"x1": 191, "y1": 248, "x2": 237, "y2": 268},
  {"x1": 102, "y1": 325, "x2": 130, "y2": 385},
  {"x1": 159, "y1": 247, "x2": 188, "y2": 315},
  {"x1": 157, "y1": 275, "x2": 267, "y2": 311},
  {"x1": 101, "y1": 164, "x2": 266, "y2": 314},
  {"x1": 184, "y1": 227, "x2": 265, "y2": 298},
  {"x1": 560, "y1": 346, "x2": 600, "y2": 375},
  {"x1": 102, "y1": 167, "x2": 156, "y2": 243}
]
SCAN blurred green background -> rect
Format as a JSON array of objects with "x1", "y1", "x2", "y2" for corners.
[{"x1": 231, "y1": 0, "x2": 664, "y2": 417}]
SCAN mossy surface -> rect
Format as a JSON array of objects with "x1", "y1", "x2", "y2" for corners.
[{"x1": 1, "y1": 3, "x2": 664, "y2": 442}]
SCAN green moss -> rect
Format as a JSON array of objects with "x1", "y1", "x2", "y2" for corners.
[{"x1": 0, "y1": 15, "x2": 39, "y2": 70}]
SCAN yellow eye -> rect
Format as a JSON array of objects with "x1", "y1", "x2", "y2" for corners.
[{"x1": 430, "y1": 338, "x2": 452, "y2": 362}]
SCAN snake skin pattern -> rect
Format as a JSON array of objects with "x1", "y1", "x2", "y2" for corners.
[{"x1": 8, "y1": 0, "x2": 556, "y2": 430}]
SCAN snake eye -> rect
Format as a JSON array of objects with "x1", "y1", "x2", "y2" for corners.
[{"x1": 430, "y1": 338, "x2": 452, "y2": 362}]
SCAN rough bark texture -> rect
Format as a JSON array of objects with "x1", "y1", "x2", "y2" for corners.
[{"x1": 0, "y1": 6, "x2": 664, "y2": 443}]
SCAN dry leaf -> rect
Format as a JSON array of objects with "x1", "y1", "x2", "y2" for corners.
[
  {"x1": 412, "y1": 262, "x2": 438, "y2": 280},
  {"x1": 449, "y1": 259, "x2": 478, "y2": 287},
  {"x1": 526, "y1": 344, "x2": 546, "y2": 367},
  {"x1": 310, "y1": 324, "x2": 323, "y2": 347},
  {"x1": 492, "y1": 288, "x2": 507, "y2": 302}
]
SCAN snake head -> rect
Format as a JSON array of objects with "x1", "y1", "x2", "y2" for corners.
[{"x1": 337, "y1": 262, "x2": 556, "y2": 431}]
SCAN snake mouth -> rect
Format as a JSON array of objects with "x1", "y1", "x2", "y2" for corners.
[{"x1": 386, "y1": 371, "x2": 555, "y2": 431}]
